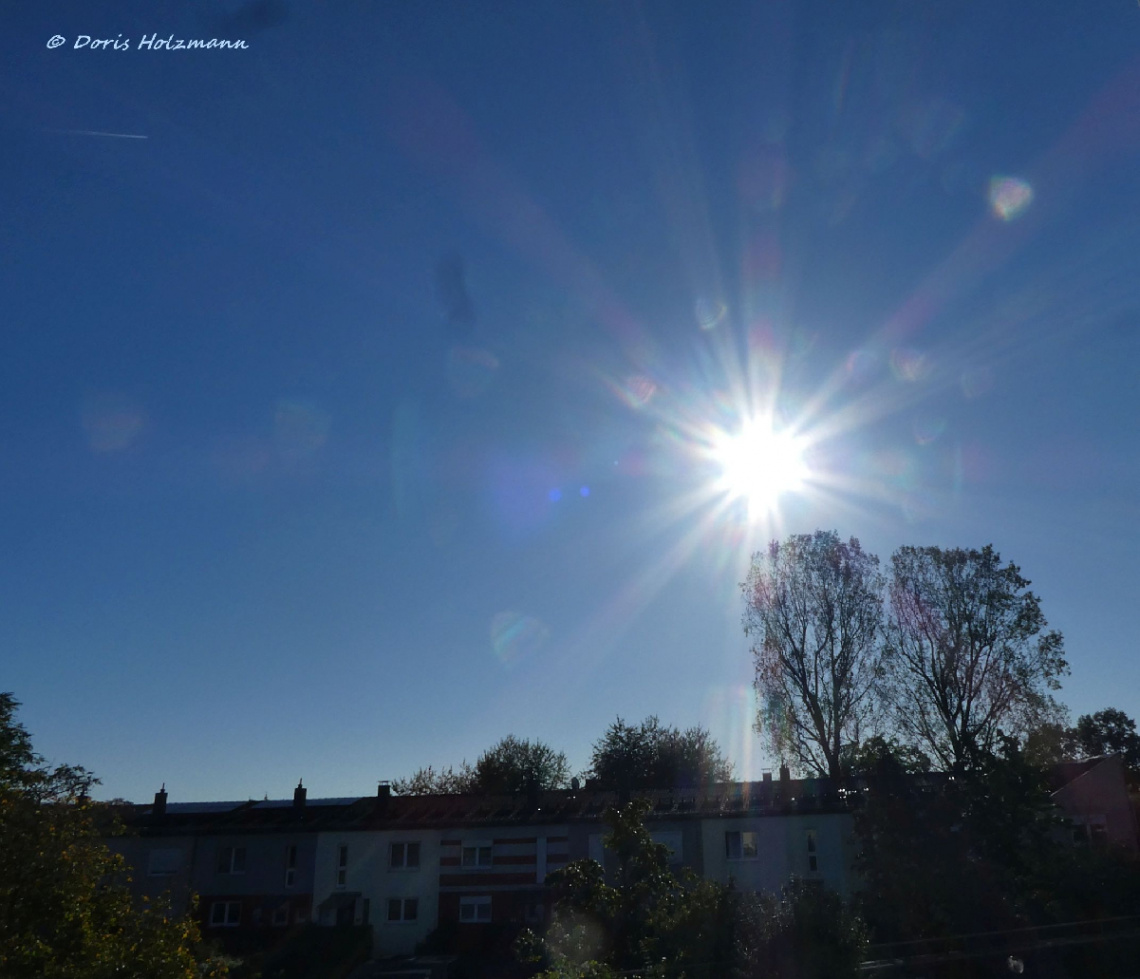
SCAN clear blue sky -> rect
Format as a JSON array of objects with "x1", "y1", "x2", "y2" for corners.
[{"x1": 2, "y1": 0, "x2": 1138, "y2": 802}]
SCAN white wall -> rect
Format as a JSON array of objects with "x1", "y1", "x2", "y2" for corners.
[
  {"x1": 313, "y1": 828, "x2": 443, "y2": 956},
  {"x1": 699, "y1": 812, "x2": 855, "y2": 897}
]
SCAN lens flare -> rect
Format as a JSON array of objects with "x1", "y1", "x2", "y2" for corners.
[
  {"x1": 695, "y1": 297, "x2": 727, "y2": 331},
  {"x1": 988, "y1": 176, "x2": 1033, "y2": 221},
  {"x1": 491, "y1": 611, "x2": 550, "y2": 667},
  {"x1": 710, "y1": 420, "x2": 807, "y2": 515}
]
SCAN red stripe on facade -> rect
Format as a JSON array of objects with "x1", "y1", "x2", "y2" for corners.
[
  {"x1": 493, "y1": 854, "x2": 537, "y2": 865},
  {"x1": 547, "y1": 836, "x2": 569, "y2": 843},
  {"x1": 492, "y1": 837, "x2": 537, "y2": 845},
  {"x1": 440, "y1": 856, "x2": 460, "y2": 866},
  {"x1": 440, "y1": 839, "x2": 461, "y2": 846}
]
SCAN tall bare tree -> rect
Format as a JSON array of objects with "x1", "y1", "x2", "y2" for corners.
[
  {"x1": 882, "y1": 544, "x2": 1067, "y2": 771},
  {"x1": 743, "y1": 531, "x2": 885, "y2": 780}
]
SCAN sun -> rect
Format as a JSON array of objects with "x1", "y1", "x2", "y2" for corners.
[{"x1": 710, "y1": 420, "x2": 808, "y2": 514}]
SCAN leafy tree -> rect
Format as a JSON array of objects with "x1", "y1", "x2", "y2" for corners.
[
  {"x1": 854, "y1": 735, "x2": 1066, "y2": 944},
  {"x1": 842, "y1": 735, "x2": 932, "y2": 776},
  {"x1": 881, "y1": 544, "x2": 1068, "y2": 772},
  {"x1": 520, "y1": 800, "x2": 866, "y2": 979},
  {"x1": 517, "y1": 799, "x2": 679, "y2": 977},
  {"x1": 587, "y1": 716, "x2": 733, "y2": 793},
  {"x1": 743, "y1": 530, "x2": 885, "y2": 780},
  {"x1": 473, "y1": 734, "x2": 571, "y2": 794},
  {"x1": 0, "y1": 692, "x2": 225, "y2": 979},
  {"x1": 1069, "y1": 708, "x2": 1140, "y2": 784},
  {"x1": 393, "y1": 735, "x2": 570, "y2": 795},
  {"x1": 1022, "y1": 718, "x2": 1073, "y2": 769},
  {"x1": 743, "y1": 879, "x2": 868, "y2": 979},
  {"x1": 391, "y1": 762, "x2": 477, "y2": 795}
]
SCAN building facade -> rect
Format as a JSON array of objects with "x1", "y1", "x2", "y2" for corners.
[{"x1": 109, "y1": 759, "x2": 1137, "y2": 960}]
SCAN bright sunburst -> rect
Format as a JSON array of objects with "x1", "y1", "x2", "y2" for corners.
[{"x1": 710, "y1": 420, "x2": 808, "y2": 516}]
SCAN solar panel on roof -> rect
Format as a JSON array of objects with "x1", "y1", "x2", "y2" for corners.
[{"x1": 163, "y1": 801, "x2": 248, "y2": 814}]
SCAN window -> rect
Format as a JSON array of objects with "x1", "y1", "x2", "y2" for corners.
[
  {"x1": 217, "y1": 846, "x2": 247, "y2": 875},
  {"x1": 725, "y1": 831, "x2": 759, "y2": 859},
  {"x1": 459, "y1": 896, "x2": 492, "y2": 923},
  {"x1": 806, "y1": 830, "x2": 818, "y2": 873},
  {"x1": 387, "y1": 897, "x2": 419, "y2": 922},
  {"x1": 210, "y1": 901, "x2": 241, "y2": 927},
  {"x1": 390, "y1": 841, "x2": 422, "y2": 869},
  {"x1": 461, "y1": 843, "x2": 493, "y2": 868},
  {"x1": 284, "y1": 844, "x2": 297, "y2": 887},
  {"x1": 1073, "y1": 815, "x2": 1109, "y2": 845},
  {"x1": 147, "y1": 848, "x2": 182, "y2": 876},
  {"x1": 272, "y1": 904, "x2": 290, "y2": 927},
  {"x1": 336, "y1": 845, "x2": 348, "y2": 887}
]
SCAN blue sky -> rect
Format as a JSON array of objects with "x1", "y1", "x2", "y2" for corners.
[{"x1": 2, "y1": 0, "x2": 1138, "y2": 802}]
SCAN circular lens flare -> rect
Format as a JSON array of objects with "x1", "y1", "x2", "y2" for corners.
[{"x1": 711, "y1": 421, "x2": 807, "y2": 515}]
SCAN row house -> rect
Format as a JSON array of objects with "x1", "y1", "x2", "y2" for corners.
[
  {"x1": 108, "y1": 781, "x2": 358, "y2": 937},
  {"x1": 305, "y1": 773, "x2": 861, "y2": 957},
  {"x1": 111, "y1": 760, "x2": 1136, "y2": 960}
]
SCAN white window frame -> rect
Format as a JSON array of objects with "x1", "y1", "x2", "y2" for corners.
[
  {"x1": 459, "y1": 895, "x2": 492, "y2": 923},
  {"x1": 389, "y1": 841, "x2": 422, "y2": 870},
  {"x1": 386, "y1": 896, "x2": 420, "y2": 923},
  {"x1": 217, "y1": 846, "x2": 247, "y2": 875},
  {"x1": 461, "y1": 841, "x2": 493, "y2": 869},
  {"x1": 725, "y1": 830, "x2": 759, "y2": 860},
  {"x1": 209, "y1": 901, "x2": 241, "y2": 927}
]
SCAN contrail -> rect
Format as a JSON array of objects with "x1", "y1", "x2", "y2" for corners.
[{"x1": 49, "y1": 129, "x2": 149, "y2": 140}]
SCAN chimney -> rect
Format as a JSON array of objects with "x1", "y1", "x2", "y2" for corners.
[
  {"x1": 779, "y1": 764, "x2": 790, "y2": 782},
  {"x1": 762, "y1": 770, "x2": 773, "y2": 784},
  {"x1": 153, "y1": 784, "x2": 168, "y2": 817},
  {"x1": 293, "y1": 779, "x2": 307, "y2": 809},
  {"x1": 377, "y1": 781, "x2": 391, "y2": 802}
]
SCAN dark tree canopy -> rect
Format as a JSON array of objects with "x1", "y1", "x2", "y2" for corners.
[
  {"x1": 842, "y1": 735, "x2": 933, "y2": 777},
  {"x1": 473, "y1": 734, "x2": 572, "y2": 794},
  {"x1": 392, "y1": 735, "x2": 571, "y2": 795},
  {"x1": 882, "y1": 544, "x2": 1068, "y2": 771},
  {"x1": 1067, "y1": 708, "x2": 1140, "y2": 787},
  {"x1": 519, "y1": 800, "x2": 866, "y2": 979},
  {"x1": 587, "y1": 716, "x2": 733, "y2": 792},
  {"x1": 0, "y1": 693, "x2": 224, "y2": 979},
  {"x1": 743, "y1": 531, "x2": 885, "y2": 780},
  {"x1": 1071, "y1": 708, "x2": 1140, "y2": 766}
]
